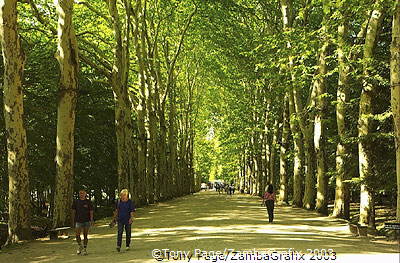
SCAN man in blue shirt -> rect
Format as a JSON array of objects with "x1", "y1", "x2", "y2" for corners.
[{"x1": 111, "y1": 189, "x2": 136, "y2": 252}]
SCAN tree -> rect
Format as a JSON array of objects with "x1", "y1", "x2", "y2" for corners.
[
  {"x1": 0, "y1": 0, "x2": 32, "y2": 243},
  {"x1": 333, "y1": 1, "x2": 351, "y2": 219},
  {"x1": 391, "y1": 0, "x2": 400, "y2": 222},
  {"x1": 52, "y1": 0, "x2": 80, "y2": 228},
  {"x1": 315, "y1": 0, "x2": 331, "y2": 215},
  {"x1": 358, "y1": 2, "x2": 385, "y2": 228}
]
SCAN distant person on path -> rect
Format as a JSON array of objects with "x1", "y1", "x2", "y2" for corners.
[
  {"x1": 215, "y1": 183, "x2": 221, "y2": 194},
  {"x1": 72, "y1": 189, "x2": 94, "y2": 255},
  {"x1": 263, "y1": 184, "x2": 275, "y2": 223},
  {"x1": 111, "y1": 189, "x2": 136, "y2": 252},
  {"x1": 229, "y1": 181, "x2": 235, "y2": 195}
]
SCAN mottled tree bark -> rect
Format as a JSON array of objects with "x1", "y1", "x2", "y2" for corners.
[
  {"x1": 132, "y1": 0, "x2": 148, "y2": 205},
  {"x1": 358, "y1": 5, "x2": 384, "y2": 227},
  {"x1": 289, "y1": 91, "x2": 304, "y2": 207},
  {"x1": 53, "y1": 0, "x2": 79, "y2": 228},
  {"x1": 315, "y1": 6, "x2": 330, "y2": 214},
  {"x1": 390, "y1": 0, "x2": 400, "y2": 223},
  {"x1": 333, "y1": 13, "x2": 351, "y2": 219},
  {"x1": 279, "y1": 95, "x2": 290, "y2": 204},
  {"x1": 1, "y1": 0, "x2": 32, "y2": 243},
  {"x1": 108, "y1": 0, "x2": 135, "y2": 193}
]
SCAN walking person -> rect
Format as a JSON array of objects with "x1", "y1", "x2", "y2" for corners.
[
  {"x1": 72, "y1": 189, "x2": 94, "y2": 255},
  {"x1": 263, "y1": 184, "x2": 275, "y2": 223},
  {"x1": 111, "y1": 189, "x2": 136, "y2": 252}
]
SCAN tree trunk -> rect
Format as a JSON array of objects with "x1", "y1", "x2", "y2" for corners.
[
  {"x1": 280, "y1": 0, "x2": 309, "y2": 208},
  {"x1": 297, "y1": 93, "x2": 316, "y2": 209},
  {"x1": 269, "y1": 118, "x2": 280, "y2": 186},
  {"x1": 262, "y1": 98, "x2": 271, "y2": 192},
  {"x1": 1, "y1": 0, "x2": 32, "y2": 243},
  {"x1": 390, "y1": 0, "x2": 400, "y2": 223},
  {"x1": 333, "y1": 15, "x2": 351, "y2": 219},
  {"x1": 147, "y1": 87, "x2": 156, "y2": 203},
  {"x1": 289, "y1": 91, "x2": 304, "y2": 207},
  {"x1": 133, "y1": 0, "x2": 148, "y2": 205},
  {"x1": 168, "y1": 86, "x2": 178, "y2": 197},
  {"x1": 158, "y1": 107, "x2": 168, "y2": 199},
  {"x1": 53, "y1": 0, "x2": 79, "y2": 228},
  {"x1": 315, "y1": 14, "x2": 330, "y2": 214},
  {"x1": 108, "y1": 0, "x2": 133, "y2": 192},
  {"x1": 358, "y1": 5, "x2": 384, "y2": 227},
  {"x1": 279, "y1": 95, "x2": 290, "y2": 204}
]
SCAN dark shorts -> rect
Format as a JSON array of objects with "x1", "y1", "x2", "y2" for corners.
[{"x1": 75, "y1": 222, "x2": 90, "y2": 228}]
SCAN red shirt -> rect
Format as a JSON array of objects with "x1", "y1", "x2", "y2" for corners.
[{"x1": 263, "y1": 192, "x2": 275, "y2": 201}]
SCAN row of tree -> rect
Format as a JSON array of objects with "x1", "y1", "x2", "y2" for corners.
[
  {"x1": 193, "y1": 0, "x2": 400, "y2": 228},
  {"x1": 1, "y1": 0, "x2": 203, "y2": 245},
  {"x1": 1, "y1": 0, "x2": 399, "y2": 246}
]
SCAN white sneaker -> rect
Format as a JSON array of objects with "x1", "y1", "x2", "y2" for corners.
[
  {"x1": 77, "y1": 245, "x2": 83, "y2": 255},
  {"x1": 126, "y1": 247, "x2": 130, "y2": 251}
]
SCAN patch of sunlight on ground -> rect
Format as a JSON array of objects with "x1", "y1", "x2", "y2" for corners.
[
  {"x1": 30, "y1": 256, "x2": 59, "y2": 263},
  {"x1": 192, "y1": 216, "x2": 231, "y2": 221},
  {"x1": 90, "y1": 233, "x2": 115, "y2": 239},
  {"x1": 183, "y1": 235, "x2": 229, "y2": 241}
]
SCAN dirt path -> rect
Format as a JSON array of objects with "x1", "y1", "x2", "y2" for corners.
[{"x1": 0, "y1": 191, "x2": 398, "y2": 262}]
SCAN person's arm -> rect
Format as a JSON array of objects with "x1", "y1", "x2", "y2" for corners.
[
  {"x1": 129, "y1": 211, "x2": 135, "y2": 224},
  {"x1": 89, "y1": 201, "x2": 94, "y2": 222},
  {"x1": 90, "y1": 210, "x2": 94, "y2": 223},
  {"x1": 128, "y1": 201, "x2": 136, "y2": 224}
]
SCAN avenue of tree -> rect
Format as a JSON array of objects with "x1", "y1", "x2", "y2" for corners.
[{"x1": 0, "y1": 0, "x2": 399, "y2": 245}]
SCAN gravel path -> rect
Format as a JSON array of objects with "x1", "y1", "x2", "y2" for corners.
[{"x1": 0, "y1": 191, "x2": 398, "y2": 262}]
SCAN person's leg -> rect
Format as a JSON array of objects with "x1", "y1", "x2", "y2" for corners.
[
  {"x1": 266, "y1": 201, "x2": 273, "y2": 222},
  {"x1": 80, "y1": 224, "x2": 89, "y2": 255},
  {"x1": 83, "y1": 224, "x2": 89, "y2": 248},
  {"x1": 125, "y1": 224, "x2": 132, "y2": 248},
  {"x1": 117, "y1": 222, "x2": 123, "y2": 251},
  {"x1": 271, "y1": 202, "x2": 275, "y2": 222},
  {"x1": 75, "y1": 225, "x2": 83, "y2": 254}
]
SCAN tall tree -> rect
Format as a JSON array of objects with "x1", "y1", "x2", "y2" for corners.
[
  {"x1": 358, "y1": 2, "x2": 385, "y2": 227},
  {"x1": 332, "y1": 4, "x2": 351, "y2": 219},
  {"x1": 0, "y1": 0, "x2": 32, "y2": 243},
  {"x1": 278, "y1": 95, "x2": 290, "y2": 204},
  {"x1": 280, "y1": 0, "x2": 305, "y2": 207},
  {"x1": 53, "y1": 0, "x2": 80, "y2": 228},
  {"x1": 108, "y1": 0, "x2": 133, "y2": 192},
  {"x1": 315, "y1": 0, "x2": 331, "y2": 215},
  {"x1": 132, "y1": 0, "x2": 148, "y2": 205},
  {"x1": 391, "y1": 0, "x2": 400, "y2": 222}
]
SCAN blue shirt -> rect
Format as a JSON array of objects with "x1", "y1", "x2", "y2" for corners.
[{"x1": 116, "y1": 199, "x2": 135, "y2": 224}]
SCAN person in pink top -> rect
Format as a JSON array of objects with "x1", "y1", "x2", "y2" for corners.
[{"x1": 263, "y1": 184, "x2": 275, "y2": 223}]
